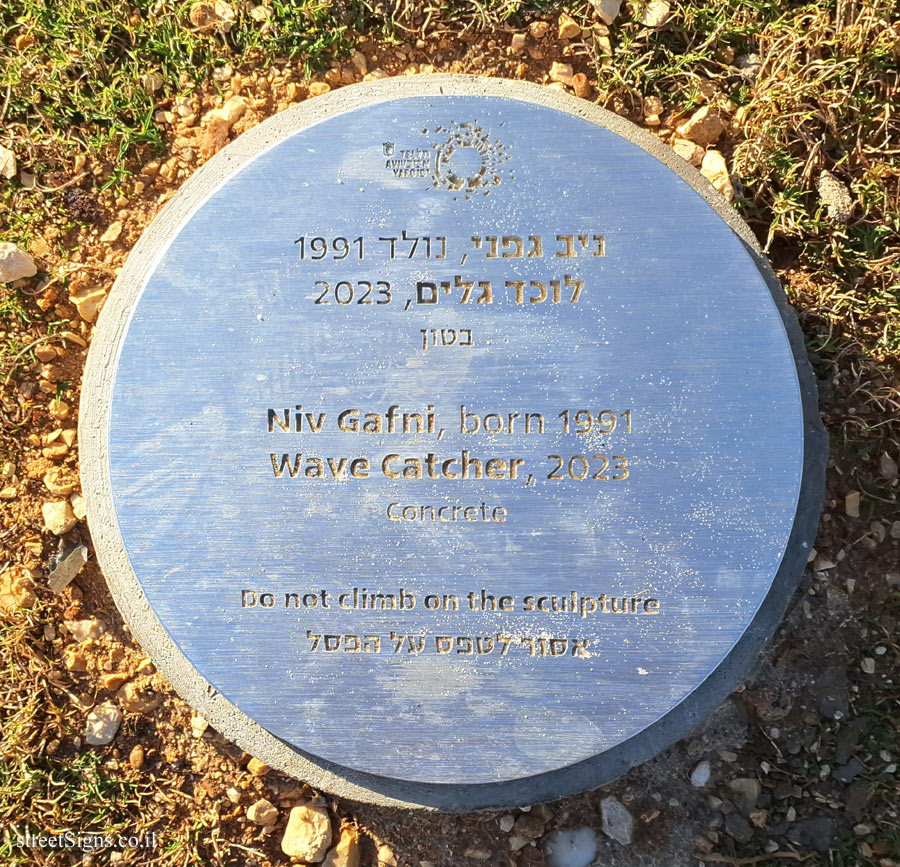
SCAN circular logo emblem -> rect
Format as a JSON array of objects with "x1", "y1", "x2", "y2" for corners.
[{"x1": 431, "y1": 121, "x2": 510, "y2": 198}]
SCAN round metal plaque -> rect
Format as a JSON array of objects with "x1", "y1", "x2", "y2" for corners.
[{"x1": 81, "y1": 75, "x2": 825, "y2": 810}]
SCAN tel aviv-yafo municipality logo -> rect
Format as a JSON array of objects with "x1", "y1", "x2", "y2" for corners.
[
  {"x1": 431, "y1": 122, "x2": 512, "y2": 199},
  {"x1": 381, "y1": 121, "x2": 512, "y2": 201}
]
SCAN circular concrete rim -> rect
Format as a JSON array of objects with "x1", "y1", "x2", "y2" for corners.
[{"x1": 80, "y1": 74, "x2": 826, "y2": 812}]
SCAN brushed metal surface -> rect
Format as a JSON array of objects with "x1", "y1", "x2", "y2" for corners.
[{"x1": 98, "y1": 88, "x2": 808, "y2": 787}]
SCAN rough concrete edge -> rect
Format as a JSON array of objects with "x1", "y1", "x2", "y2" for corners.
[{"x1": 79, "y1": 74, "x2": 827, "y2": 812}]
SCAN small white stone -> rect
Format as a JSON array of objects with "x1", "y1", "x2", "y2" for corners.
[
  {"x1": 376, "y1": 844, "x2": 396, "y2": 866},
  {"x1": 845, "y1": 490, "x2": 861, "y2": 518},
  {"x1": 549, "y1": 62, "x2": 575, "y2": 85},
  {"x1": 861, "y1": 658, "x2": 875, "y2": 674},
  {"x1": 85, "y1": 701, "x2": 123, "y2": 745},
  {"x1": 880, "y1": 452, "x2": 898, "y2": 481},
  {"x1": 508, "y1": 834, "x2": 529, "y2": 852},
  {"x1": 813, "y1": 555, "x2": 836, "y2": 572},
  {"x1": 70, "y1": 493, "x2": 87, "y2": 521},
  {"x1": 0, "y1": 145, "x2": 16, "y2": 179},
  {"x1": 637, "y1": 0, "x2": 670, "y2": 27},
  {"x1": 64, "y1": 618, "x2": 106, "y2": 641},
  {"x1": 672, "y1": 138, "x2": 704, "y2": 167},
  {"x1": 42, "y1": 500, "x2": 77, "y2": 535},
  {"x1": 691, "y1": 760, "x2": 711, "y2": 787},
  {"x1": 47, "y1": 543, "x2": 89, "y2": 594},
  {"x1": 247, "y1": 798, "x2": 279, "y2": 826},
  {"x1": 601, "y1": 796, "x2": 633, "y2": 845},
  {"x1": 281, "y1": 805, "x2": 332, "y2": 860},
  {"x1": 190, "y1": 711, "x2": 209, "y2": 738},
  {"x1": 0, "y1": 242, "x2": 37, "y2": 283},
  {"x1": 100, "y1": 221, "x2": 123, "y2": 244},
  {"x1": 678, "y1": 105, "x2": 727, "y2": 147},
  {"x1": 510, "y1": 33, "x2": 527, "y2": 53},
  {"x1": 211, "y1": 95, "x2": 247, "y2": 126},
  {"x1": 544, "y1": 827, "x2": 597, "y2": 867},
  {"x1": 558, "y1": 12, "x2": 581, "y2": 39},
  {"x1": 700, "y1": 150, "x2": 735, "y2": 201},
  {"x1": 589, "y1": 0, "x2": 622, "y2": 25},
  {"x1": 499, "y1": 814, "x2": 515, "y2": 832},
  {"x1": 324, "y1": 826, "x2": 361, "y2": 867},
  {"x1": 70, "y1": 285, "x2": 107, "y2": 323}
]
